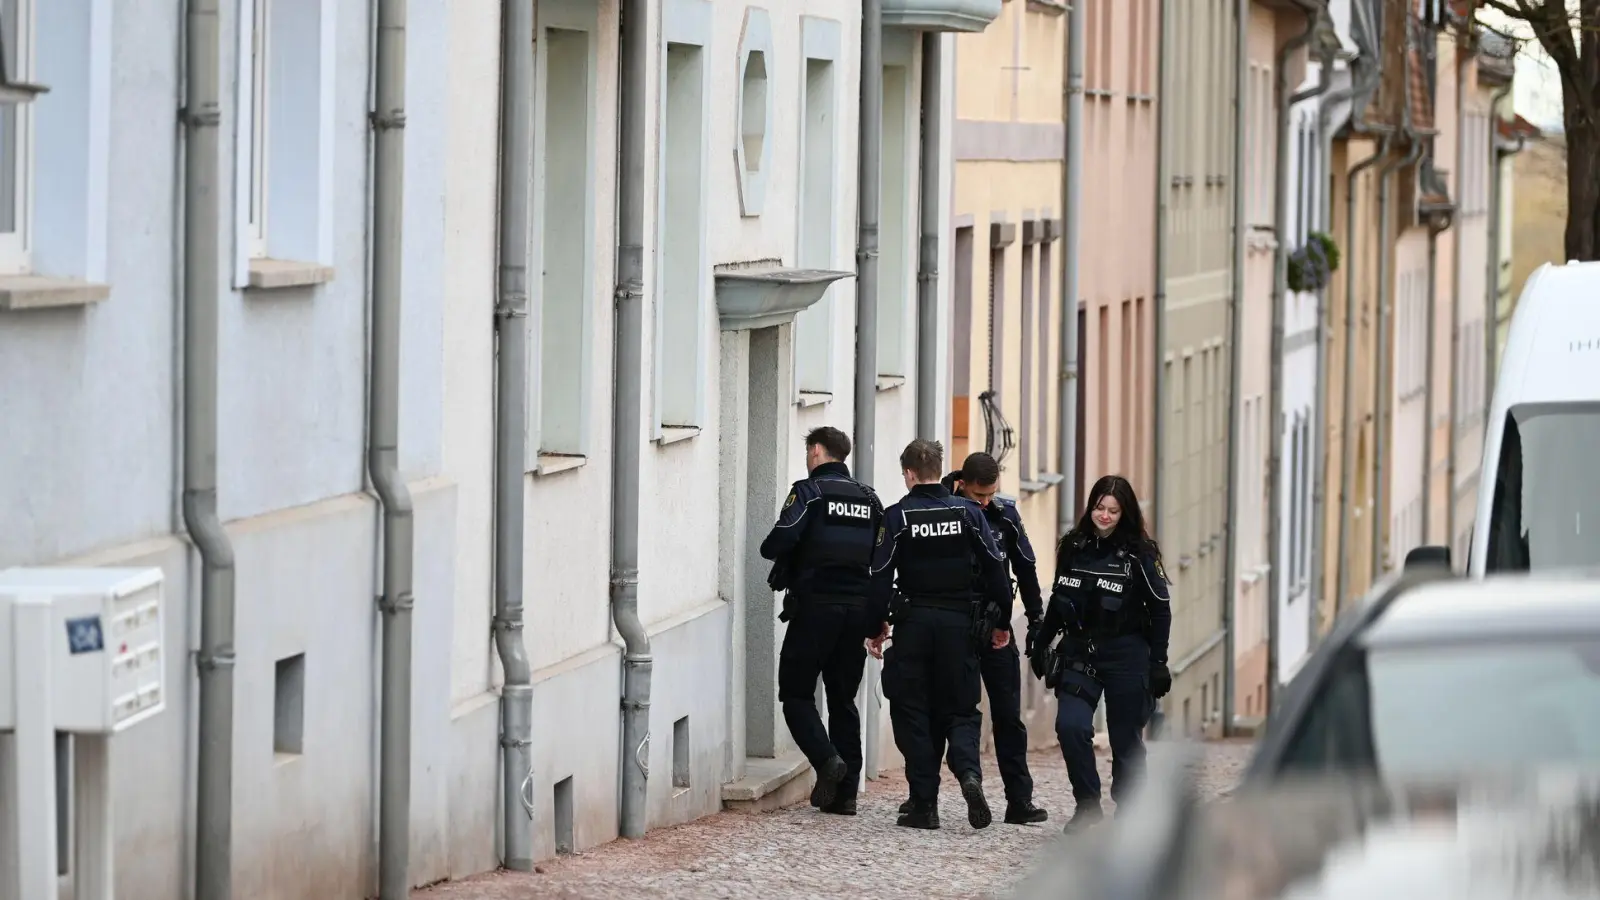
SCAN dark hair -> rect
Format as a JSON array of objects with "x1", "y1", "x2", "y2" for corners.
[
  {"x1": 1062, "y1": 474, "x2": 1161, "y2": 561},
  {"x1": 899, "y1": 439, "x2": 944, "y2": 481},
  {"x1": 957, "y1": 452, "x2": 1001, "y2": 487},
  {"x1": 806, "y1": 426, "x2": 851, "y2": 462}
]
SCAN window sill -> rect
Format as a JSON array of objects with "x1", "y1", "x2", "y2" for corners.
[
  {"x1": 0, "y1": 275, "x2": 111, "y2": 312},
  {"x1": 1026, "y1": 0, "x2": 1067, "y2": 14},
  {"x1": 1036, "y1": 471, "x2": 1064, "y2": 486},
  {"x1": 876, "y1": 375, "x2": 906, "y2": 393},
  {"x1": 796, "y1": 391, "x2": 831, "y2": 409},
  {"x1": 1019, "y1": 480, "x2": 1048, "y2": 495},
  {"x1": 246, "y1": 258, "x2": 336, "y2": 292},
  {"x1": 655, "y1": 426, "x2": 701, "y2": 447},
  {"x1": 535, "y1": 453, "x2": 587, "y2": 477}
]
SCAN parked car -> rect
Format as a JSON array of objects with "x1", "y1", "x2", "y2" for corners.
[
  {"x1": 1245, "y1": 569, "x2": 1600, "y2": 783},
  {"x1": 1010, "y1": 758, "x2": 1600, "y2": 900}
]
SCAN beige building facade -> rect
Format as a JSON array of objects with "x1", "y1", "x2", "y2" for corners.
[{"x1": 1158, "y1": 0, "x2": 1235, "y2": 738}]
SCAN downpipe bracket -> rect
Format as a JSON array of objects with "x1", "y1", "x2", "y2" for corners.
[
  {"x1": 376, "y1": 589, "x2": 416, "y2": 614},
  {"x1": 178, "y1": 105, "x2": 222, "y2": 127},
  {"x1": 370, "y1": 111, "x2": 408, "y2": 130},
  {"x1": 194, "y1": 649, "x2": 237, "y2": 672}
]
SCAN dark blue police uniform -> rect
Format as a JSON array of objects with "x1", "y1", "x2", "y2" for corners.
[
  {"x1": 868, "y1": 483, "x2": 1012, "y2": 828},
  {"x1": 760, "y1": 461, "x2": 883, "y2": 812},
  {"x1": 1036, "y1": 532, "x2": 1172, "y2": 822},
  {"x1": 919, "y1": 476, "x2": 1048, "y2": 823}
]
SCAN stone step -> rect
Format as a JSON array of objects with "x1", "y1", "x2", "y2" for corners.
[{"x1": 721, "y1": 752, "x2": 814, "y2": 814}]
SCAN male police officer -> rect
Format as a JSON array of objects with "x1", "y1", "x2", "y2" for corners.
[
  {"x1": 867, "y1": 439, "x2": 1012, "y2": 830},
  {"x1": 760, "y1": 426, "x2": 883, "y2": 815},
  {"x1": 922, "y1": 452, "x2": 1049, "y2": 825}
]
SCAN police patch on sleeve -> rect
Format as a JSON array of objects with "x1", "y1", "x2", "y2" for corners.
[
  {"x1": 784, "y1": 491, "x2": 797, "y2": 509},
  {"x1": 876, "y1": 526, "x2": 885, "y2": 546},
  {"x1": 1154, "y1": 558, "x2": 1170, "y2": 584}
]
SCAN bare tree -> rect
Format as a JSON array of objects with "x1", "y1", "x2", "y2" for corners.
[{"x1": 1476, "y1": 0, "x2": 1600, "y2": 258}]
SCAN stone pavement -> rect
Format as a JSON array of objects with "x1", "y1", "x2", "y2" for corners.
[{"x1": 420, "y1": 740, "x2": 1254, "y2": 900}]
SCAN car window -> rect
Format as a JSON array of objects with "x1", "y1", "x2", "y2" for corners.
[
  {"x1": 1367, "y1": 640, "x2": 1600, "y2": 774},
  {"x1": 1487, "y1": 402, "x2": 1600, "y2": 572},
  {"x1": 1277, "y1": 639, "x2": 1600, "y2": 777}
]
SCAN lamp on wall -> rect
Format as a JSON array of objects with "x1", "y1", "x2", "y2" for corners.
[{"x1": 0, "y1": 19, "x2": 48, "y2": 105}]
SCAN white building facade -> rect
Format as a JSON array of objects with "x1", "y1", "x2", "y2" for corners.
[{"x1": 0, "y1": 0, "x2": 989, "y2": 895}]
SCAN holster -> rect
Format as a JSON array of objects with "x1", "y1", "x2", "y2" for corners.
[
  {"x1": 968, "y1": 599, "x2": 1001, "y2": 653},
  {"x1": 777, "y1": 591, "x2": 797, "y2": 623}
]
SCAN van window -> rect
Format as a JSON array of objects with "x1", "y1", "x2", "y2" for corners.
[{"x1": 1487, "y1": 402, "x2": 1600, "y2": 571}]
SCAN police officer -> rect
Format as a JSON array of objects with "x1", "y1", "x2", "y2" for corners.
[
  {"x1": 866, "y1": 439, "x2": 1013, "y2": 830},
  {"x1": 759, "y1": 426, "x2": 883, "y2": 815},
  {"x1": 922, "y1": 452, "x2": 1050, "y2": 825},
  {"x1": 1033, "y1": 474, "x2": 1172, "y2": 833}
]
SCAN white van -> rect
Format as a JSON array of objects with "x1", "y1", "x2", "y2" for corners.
[{"x1": 1425, "y1": 260, "x2": 1600, "y2": 576}]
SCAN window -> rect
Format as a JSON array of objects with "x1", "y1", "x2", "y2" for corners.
[
  {"x1": 951, "y1": 225, "x2": 975, "y2": 456},
  {"x1": 0, "y1": 0, "x2": 33, "y2": 274},
  {"x1": 734, "y1": 6, "x2": 772, "y2": 216},
  {"x1": 232, "y1": 0, "x2": 337, "y2": 289},
  {"x1": 1037, "y1": 234, "x2": 1054, "y2": 472},
  {"x1": 1099, "y1": 306, "x2": 1111, "y2": 470},
  {"x1": 794, "y1": 18, "x2": 842, "y2": 399},
  {"x1": 1020, "y1": 227, "x2": 1036, "y2": 479},
  {"x1": 1120, "y1": 300, "x2": 1133, "y2": 469},
  {"x1": 877, "y1": 55, "x2": 913, "y2": 379},
  {"x1": 1289, "y1": 413, "x2": 1302, "y2": 584},
  {"x1": 1486, "y1": 403, "x2": 1600, "y2": 572},
  {"x1": 656, "y1": 35, "x2": 709, "y2": 437},
  {"x1": 531, "y1": 20, "x2": 597, "y2": 467},
  {"x1": 988, "y1": 241, "x2": 1006, "y2": 393}
]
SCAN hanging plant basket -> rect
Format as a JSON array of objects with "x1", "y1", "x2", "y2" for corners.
[{"x1": 1287, "y1": 231, "x2": 1341, "y2": 293}]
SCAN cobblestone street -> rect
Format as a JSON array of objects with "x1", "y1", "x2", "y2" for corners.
[{"x1": 421, "y1": 740, "x2": 1253, "y2": 900}]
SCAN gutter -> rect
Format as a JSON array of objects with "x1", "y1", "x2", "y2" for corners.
[
  {"x1": 1220, "y1": 0, "x2": 1246, "y2": 738},
  {"x1": 1265, "y1": 0, "x2": 1328, "y2": 717},
  {"x1": 369, "y1": 0, "x2": 416, "y2": 892},
  {"x1": 915, "y1": 36, "x2": 943, "y2": 441},
  {"x1": 613, "y1": 0, "x2": 654, "y2": 839},
  {"x1": 492, "y1": 0, "x2": 536, "y2": 868},
  {"x1": 1058, "y1": 0, "x2": 1084, "y2": 537},
  {"x1": 182, "y1": 0, "x2": 239, "y2": 894},
  {"x1": 856, "y1": 0, "x2": 884, "y2": 780},
  {"x1": 1445, "y1": 48, "x2": 1470, "y2": 553}
]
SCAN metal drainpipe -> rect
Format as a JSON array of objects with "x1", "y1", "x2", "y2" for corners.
[
  {"x1": 1335, "y1": 135, "x2": 1390, "y2": 616},
  {"x1": 492, "y1": 0, "x2": 536, "y2": 869},
  {"x1": 915, "y1": 33, "x2": 943, "y2": 441},
  {"x1": 183, "y1": 0, "x2": 239, "y2": 895},
  {"x1": 856, "y1": 0, "x2": 884, "y2": 780},
  {"x1": 1057, "y1": 0, "x2": 1084, "y2": 538},
  {"x1": 613, "y1": 0, "x2": 654, "y2": 840},
  {"x1": 369, "y1": 0, "x2": 416, "y2": 892},
  {"x1": 1421, "y1": 219, "x2": 1442, "y2": 544},
  {"x1": 1220, "y1": 0, "x2": 1246, "y2": 736},
  {"x1": 1485, "y1": 83, "x2": 1513, "y2": 421},
  {"x1": 1265, "y1": 5, "x2": 1327, "y2": 716},
  {"x1": 1370, "y1": 137, "x2": 1423, "y2": 584},
  {"x1": 1445, "y1": 51, "x2": 1469, "y2": 555}
]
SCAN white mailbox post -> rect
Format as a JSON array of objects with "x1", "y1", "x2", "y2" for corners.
[{"x1": 0, "y1": 567, "x2": 166, "y2": 900}]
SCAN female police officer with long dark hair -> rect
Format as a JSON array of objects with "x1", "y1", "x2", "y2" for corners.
[{"x1": 1031, "y1": 474, "x2": 1172, "y2": 832}]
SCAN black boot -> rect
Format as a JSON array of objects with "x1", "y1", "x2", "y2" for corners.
[
  {"x1": 959, "y1": 774, "x2": 992, "y2": 829},
  {"x1": 809, "y1": 756, "x2": 849, "y2": 809},
  {"x1": 821, "y1": 789, "x2": 858, "y2": 816},
  {"x1": 898, "y1": 797, "x2": 914, "y2": 815},
  {"x1": 1064, "y1": 798, "x2": 1104, "y2": 833},
  {"x1": 896, "y1": 800, "x2": 940, "y2": 829},
  {"x1": 1003, "y1": 800, "x2": 1049, "y2": 825}
]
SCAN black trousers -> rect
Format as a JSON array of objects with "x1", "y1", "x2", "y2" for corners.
[
  {"x1": 777, "y1": 600, "x2": 871, "y2": 788},
  {"x1": 1054, "y1": 634, "x2": 1153, "y2": 803},
  {"x1": 925, "y1": 638, "x2": 1034, "y2": 804},
  {"x1": 881, "y1": 606, "x2": 983, "y2": 804}
]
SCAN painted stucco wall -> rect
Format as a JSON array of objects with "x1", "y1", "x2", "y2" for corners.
[
  {"x1": 1162, "y1": 0, "x2": 1232, "y2": 737},
  {"x1": 1, "y1": 0, "x2": 959, "y2": 894}
]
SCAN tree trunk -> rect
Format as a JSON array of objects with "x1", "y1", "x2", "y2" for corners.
[{"x1": 1563, "y1": 113, "x2": 1600, "y2": 261}]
